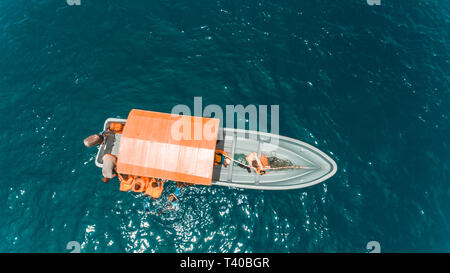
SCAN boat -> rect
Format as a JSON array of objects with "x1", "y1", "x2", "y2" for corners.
[{"x1": 91, "y1": 109, "x2": 337, "y2": 190}]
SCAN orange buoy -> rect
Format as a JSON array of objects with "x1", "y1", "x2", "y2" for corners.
[
  {"x1": 145, "y1": 178, "x2": 165, "y2": 199},
  {"x1": 214, "y1": 150, "x2": 231, "y2": 166},
  {"x1": 132, "y1": 177, "x2": 149, "y2": 193},
  {"x1": 119, "y1": 174, "x2": 135, "y2": 192},
  {"x1": 109, "y1": 122, "x2": 124, "y2": 134}
]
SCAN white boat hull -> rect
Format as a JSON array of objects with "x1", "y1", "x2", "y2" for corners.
[{"x1": 95, "y1": 118, "x2": 337, "y2": 190}]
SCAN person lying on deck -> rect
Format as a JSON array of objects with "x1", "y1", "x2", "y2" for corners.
[{"x1": 245, "y1": 152, "x2": 270, "y2": 175}]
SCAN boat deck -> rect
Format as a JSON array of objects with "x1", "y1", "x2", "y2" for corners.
[{"x1": 211, "y1": 128, "x2": 337, "y2": 190}]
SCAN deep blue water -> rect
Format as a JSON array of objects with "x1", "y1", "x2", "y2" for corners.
[{"x1": 0, "y1": 0, "x2": 449, "y2": 252}]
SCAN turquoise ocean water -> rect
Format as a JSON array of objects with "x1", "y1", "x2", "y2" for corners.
[{"x1": 0, "y1": 0, "x2": 449, "y2": 252}]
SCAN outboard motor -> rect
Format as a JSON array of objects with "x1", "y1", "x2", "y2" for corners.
[{"x1": 83, "y1": 134, "x2": 104, "y2": 148}]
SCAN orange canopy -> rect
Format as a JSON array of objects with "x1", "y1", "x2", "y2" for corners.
[{"x1": 116, "y1": 109, "x2": 220, "y2": 185}]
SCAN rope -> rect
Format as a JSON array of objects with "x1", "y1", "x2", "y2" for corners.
[
  {"x1": 222, "y1": 154, "x2": 309, "y2": 172},
  {"x1": 266, "y1": 165, "x2": 310, "y2": 170}
]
